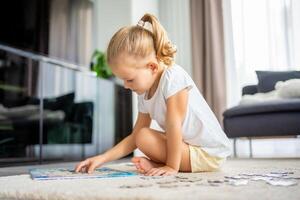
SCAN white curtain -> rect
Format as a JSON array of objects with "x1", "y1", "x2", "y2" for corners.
[{"x1": 223, "y1": 0, "x2": 300, "y2": 107}]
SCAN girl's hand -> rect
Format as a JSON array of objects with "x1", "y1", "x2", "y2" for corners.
[
  {"x1": 75, "y1": 155, "x2": 106, "y2": 174},
  {"x1": 145, "y1": 166, "x2": 178, "y2": 176}
]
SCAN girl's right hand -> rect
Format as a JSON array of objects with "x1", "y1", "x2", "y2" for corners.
[{"x1": 75, "y1": 155, "x2": 106, "y2": 174}]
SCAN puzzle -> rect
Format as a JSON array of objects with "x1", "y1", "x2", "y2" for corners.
[
  {"x1": 117, "y1": 171, "x2": 299, "y2": 189},
  {"x1": 29, "y1": 167, "x2": 138, "y2": 180},
  {"x1": 223, "y1": 171, "x2": 298, "y2": 186},
  {"x1": 29, "y1": 167, "x2": 299, "y2": 188}
]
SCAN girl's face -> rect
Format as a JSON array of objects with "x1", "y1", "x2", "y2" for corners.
[{"x1": 110, "y1": 53, "x2": 159, "y2": 95}]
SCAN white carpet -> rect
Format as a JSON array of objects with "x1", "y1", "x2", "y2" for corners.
[{"x1": 0, "y1": 158, "x2": 299, "y2": 200}]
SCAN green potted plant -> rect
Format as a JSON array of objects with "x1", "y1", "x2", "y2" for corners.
[{"x1": 90, "y1": 50, "x2": 113, "y2": 79}]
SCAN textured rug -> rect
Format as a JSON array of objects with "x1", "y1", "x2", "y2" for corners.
[{"x1": 0, "y1": 158, "x2": 299, "y2": 200}]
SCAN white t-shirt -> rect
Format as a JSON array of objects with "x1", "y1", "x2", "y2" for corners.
[{"x1": 137, "y1": 64, "x2": 231, "y2": 158}]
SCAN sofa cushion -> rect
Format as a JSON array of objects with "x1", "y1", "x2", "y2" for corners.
[
  {"x1": 242, "y1": 85, "x2": 258, "y2": 95},
  {"x1": 256, "y1": 70, "x2": 300, "y2": 93},
  {"x1": 223, "y1": 99, "x2": 300, "y2": 117}
]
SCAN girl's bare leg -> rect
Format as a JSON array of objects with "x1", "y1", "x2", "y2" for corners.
[{"x1": 132, "y1": 128, "x2": 191, "y2": 173}]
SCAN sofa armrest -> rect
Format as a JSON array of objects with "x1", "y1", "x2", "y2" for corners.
[{"x1": 242, "y1": 85, "x2": 258, "y2": 95}]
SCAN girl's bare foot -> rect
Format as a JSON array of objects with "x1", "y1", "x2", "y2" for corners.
[{"x1": 131, "y1": 157, "x2": 162, "y2": 174}]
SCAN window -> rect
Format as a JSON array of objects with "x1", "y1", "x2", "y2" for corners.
[{"x1": 224, "y1": 0, "x2": 300, "y2": 106}]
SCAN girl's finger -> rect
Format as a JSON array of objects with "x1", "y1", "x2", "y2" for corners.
[
  {"x1": 145, "y1": 168, "x2": 153, "y2": 176},
  {"x1": 75, "y1": 161, "x2": 88, "y2": 173},
  {"x1": 87, "y1": 162, "x2": 98, "y2": 174},
  {"x1": 154, "y1": 169, "x2": 165, "y2": 176},
  {"x1": 150, "y1": 168, "x2": 161, "y2": 176},
  {"x1": 163, "y1": 172, "x2": 171, "y2": 176},
  {"x1": 146, "y1": 168, "x2": 157, "y2": 176},
  {"x1": 81, "y1": 167, "x2": 87, "y2": 173}
]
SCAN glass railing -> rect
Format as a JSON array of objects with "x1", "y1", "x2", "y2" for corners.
[{"x1": 0, "y1": 44, "x2": 132, "y2": 166}]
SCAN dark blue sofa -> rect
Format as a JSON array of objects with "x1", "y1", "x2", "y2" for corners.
[{"x1": 223, "y1": 71, "x2": 300, "y2": 157}]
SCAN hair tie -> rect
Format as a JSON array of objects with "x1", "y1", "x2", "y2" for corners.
[{"x1": 137, "y1": 20, "x2": 145, "y2": 27}]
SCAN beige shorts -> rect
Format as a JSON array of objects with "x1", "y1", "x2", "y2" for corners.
[{"x1": 189, "y1": 145, "x2": 226, "y2": 172}]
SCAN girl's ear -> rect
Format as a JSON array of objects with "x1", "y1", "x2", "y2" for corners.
[{"x1": 147, "y1": 62, "x2": 159, "y2": 73}]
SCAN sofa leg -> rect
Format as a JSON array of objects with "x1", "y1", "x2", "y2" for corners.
[
  {"x1": 233, "y1": 138, "x2": 237, "y2": 157},
  {"x1": 249, "y1": 137, "x2": 253, "y2": 158}
]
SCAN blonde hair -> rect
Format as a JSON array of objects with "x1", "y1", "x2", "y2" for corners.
[{"x1": 107, "y1": 13, "x2": 176, "y2": 67}]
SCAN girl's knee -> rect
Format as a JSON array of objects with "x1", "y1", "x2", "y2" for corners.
[{"x1": 135, "y1": 127, "x2": 151, "y2": 147}]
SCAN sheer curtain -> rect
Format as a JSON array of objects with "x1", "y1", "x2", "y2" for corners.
[
  {"x1": 158, "y1": 0, "x2": 192, "y2": 75},
  {"x1": 223, "y1": 0, "x2": 300, "y2": 107}
]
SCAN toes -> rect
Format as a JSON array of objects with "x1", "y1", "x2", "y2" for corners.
[
  {"x1": 134, "y1": 164, "x2": 145, "y2": 174},
  {"x1": 135, "y1": 164, "x2": 141, "y2": 170},
  {"x1": 138, "y1": 168, "x2": 145, "y2": 174},
  {"x1": 133, "y1": 161, "x2": 144, "y2": 173},
  {"x1": 131, "y1": 157, "x2": 140, "y2": 163}
]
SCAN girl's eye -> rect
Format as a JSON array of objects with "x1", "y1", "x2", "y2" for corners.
[{"x1": 127, "y1": 79, "x2": 134, "y2": 83}]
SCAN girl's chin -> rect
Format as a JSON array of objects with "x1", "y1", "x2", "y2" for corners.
[{"x1": 133, "y1": 90, "x2": 144, "y2": 95}]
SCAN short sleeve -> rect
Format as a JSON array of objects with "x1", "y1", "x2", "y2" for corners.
[
  {"x1": 162, "y1": 66, "x2": 193, "y2": 99},
  {"x1": 137, "y1": 95, "x2": 148, "y2": 113}
]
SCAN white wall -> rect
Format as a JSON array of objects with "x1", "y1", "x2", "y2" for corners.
[
  {"x1": 131, "y1": 0, "x2": 158, "y2": 24},
  {"x1": 93, "y1": 0, "x2": 132, "y2": 51}
]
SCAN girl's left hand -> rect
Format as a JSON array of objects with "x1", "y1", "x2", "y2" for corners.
[{"x1": 145, "y1": 165, "x2": 178, "y2": 176}]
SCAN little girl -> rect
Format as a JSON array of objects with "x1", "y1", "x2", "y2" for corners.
[{"x1": 75, "y1": 13, "x2": 231, "y2": 176}]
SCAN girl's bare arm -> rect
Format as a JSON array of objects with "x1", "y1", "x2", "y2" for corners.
[
  {"x1": 102, "y1": 112, "x2": 151, "y2": 162},
  {"x1": 75, "y1": 112, "x2": 151, "y2": 173},
  {"x1": 165, "y1": 89, "x2": 188, "y2": 171}
]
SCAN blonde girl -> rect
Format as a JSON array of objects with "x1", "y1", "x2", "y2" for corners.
[{"x1": 75, "y1": 13, "x2": 231, "y2": 176}]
